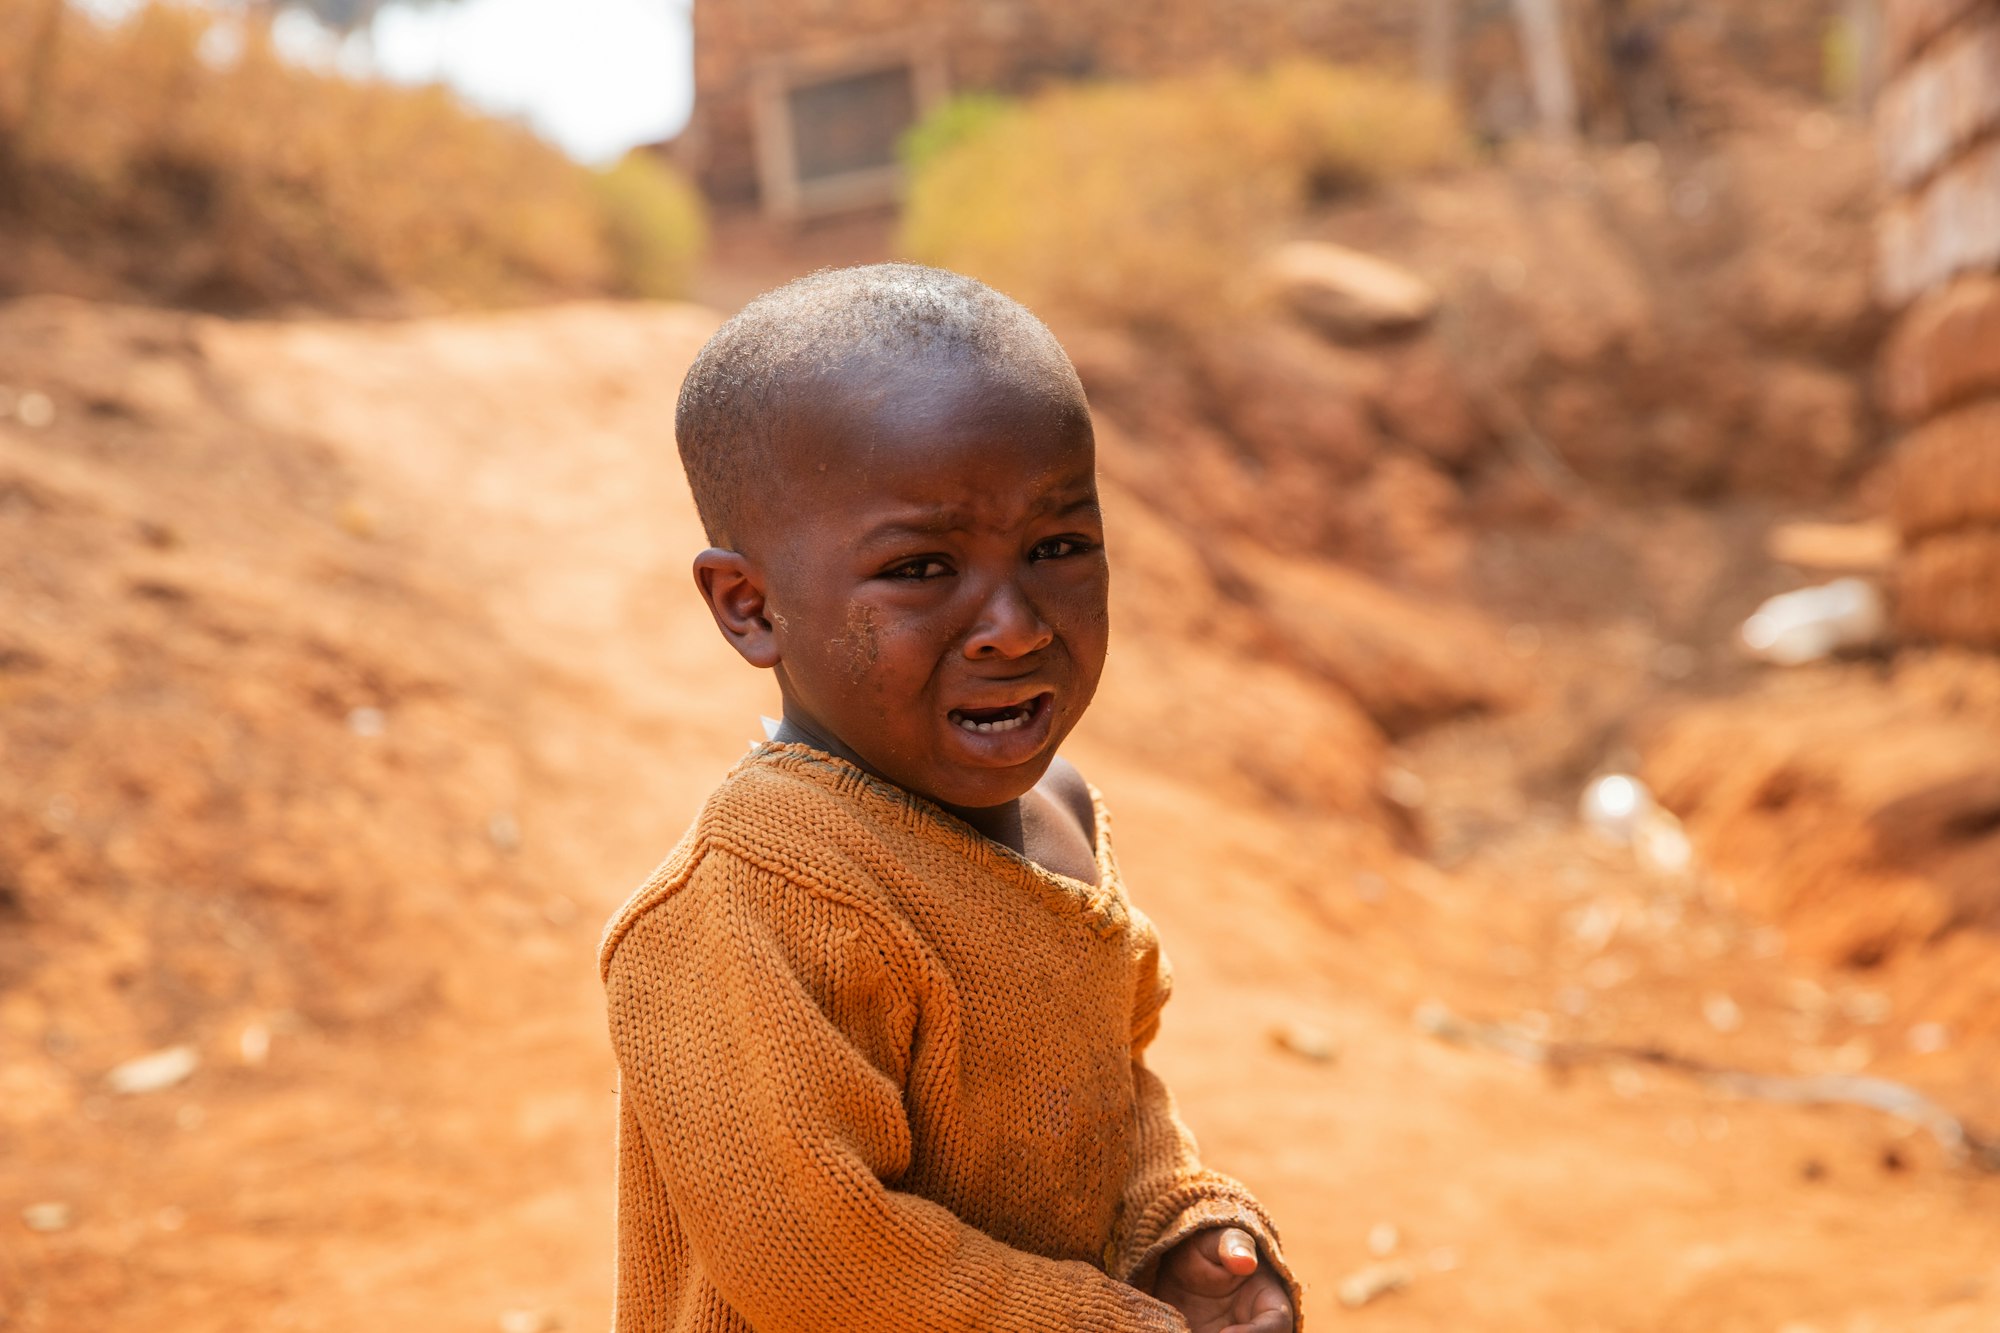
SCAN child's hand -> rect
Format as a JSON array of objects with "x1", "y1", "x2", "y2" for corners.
[{"x1": 1153, "y1": 1226, "x2": 1294, "y2": 1333}]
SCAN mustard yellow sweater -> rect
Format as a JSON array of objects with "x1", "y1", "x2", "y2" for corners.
[{"x1": 599, "y1": 743, "x2": 1296, "y2": 1332}]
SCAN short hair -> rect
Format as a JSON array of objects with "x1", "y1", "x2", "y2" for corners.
[{"x1": 675, "y1": 263, "x2": 1087, "y2": 548}]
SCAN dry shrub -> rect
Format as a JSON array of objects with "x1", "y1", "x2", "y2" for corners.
[
  {"x1": 592, "y1": 152, "x2": 707, "y2": 301},
  {"x1": 0, "y1": 1, "x2": 703, "y2": 309},
  {"x1": 899, "y1": 62, "x2": 1466, "y2": 328}
]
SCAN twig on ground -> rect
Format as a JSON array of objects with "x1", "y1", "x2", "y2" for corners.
[
  {"x1": 1413, "y1": 1001, "x2": 2000, "y2": 1171},
  {"x1": 1484, "y1": 388, "x2": 1585, "y2": 495}
]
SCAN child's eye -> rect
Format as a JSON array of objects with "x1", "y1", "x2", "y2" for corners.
[
  {"x1": 1030, "y1": 536, "x2": 1094, "y2": 561},
  {"x1": 884, "y1": 557, "x2": 952, "y2": 581}
]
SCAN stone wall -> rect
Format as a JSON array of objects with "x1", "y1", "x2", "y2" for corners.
[{"x1": 1877, "y1": 0, "x2": 2000, "y2": 647}]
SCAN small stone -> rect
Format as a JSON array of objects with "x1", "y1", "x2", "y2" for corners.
[
  {"x1": 498, "y1": 1311, "x2": 561, "y2": 1333},
  {"x1": 107, "y1": 1044, "x2": 199, "y2": 1095},
  {"x1": 1270, "y1": 1021, "x2": 1339, "y2": 1064},
  {"x1": 239, "y1": 1023, "x2": 271, "y2": 1066},
  {"x1": 22, "y1": 1202, "x2": 71, "y2": 1233},
  {"x1": 1906, "y1": 1022, "x2": 1950, "y2": 1055},
  {"x1": 1740, "y1": 579, "x2": 1885, "y2": 666},
  {"x1": 1840, "y1": 990, "x2": 1892, "y2": 1026},
  {"x1": 1702, "y1": 993, "x2": 1743, "y2": 1034},
  {"x1": 488, "y1": 811, "x2": 522, "y2": 853},
  {"x1": 1635, "y1": 814, "x2": 1695, "y2": 877},
  {"x1": 1413, "y1": 1000, "x2": 1453, "y2": 1037},
  {"x1": 1367, "y1": 1222, "x2": 1399, "y2": 1257},
  {"x1": 1380, "y1": 767, "x2": 1426, "y2": 809},
  {"x1": 1336, "y1": 1261, "x2": 1413, "y2": 1309},
  {"x1": 1579, "y1": 775, "x2": 1655, "y2": 844},
  {"x1": 1260, "y1": 241, "x2": 1441, "y2": 342},
  {"x1": 1784, "y1": 977, "x2": 1830, "y2": 1014},
  {"x1": 16, "y1": 391, "x2": 55, "y2": 429},
  {"x1": 1835, "y1": 1037, "x2": 1875, "y2": 1071}
]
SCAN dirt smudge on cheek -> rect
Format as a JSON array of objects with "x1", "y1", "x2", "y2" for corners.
[{"x1": 837, "y1": 601, "x2": 880, "y2": 684}]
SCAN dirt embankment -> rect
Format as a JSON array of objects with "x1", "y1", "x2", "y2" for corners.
[
  {"x1": 7, "y1": 113, "x2": 2000, "y2": 1331},
  {"x1": 1077, "y1": 91, "x2": 1884, "y2": 578}
]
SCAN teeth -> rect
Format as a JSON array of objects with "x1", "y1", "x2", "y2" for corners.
[
  {"x1": 955, "y1": 714, "x2": 1027, "y2": 734},
  {"x1": 952, "y1": 702, "x2": 1037, "y2": 735}
]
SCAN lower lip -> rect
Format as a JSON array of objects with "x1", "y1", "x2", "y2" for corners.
[{"x1": 944, "y1": 693, "x2": 1056, "y2": 766}]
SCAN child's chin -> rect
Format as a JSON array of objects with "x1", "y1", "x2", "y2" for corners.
[{"x1": 922, "y1": 756, "x2": 1051, "y2": 810}]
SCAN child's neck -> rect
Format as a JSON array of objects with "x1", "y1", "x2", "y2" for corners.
[
  {"x1": 766, "y1": 713, "x2": 1100, "y2": 889},
  {"x1": 768, "y1": 713, "x2": 1025, "y2": 845}
]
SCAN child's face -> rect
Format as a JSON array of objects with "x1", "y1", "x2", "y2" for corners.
[{"x1": 755, "y1": 359, "x2": 1108, "y2": 811}]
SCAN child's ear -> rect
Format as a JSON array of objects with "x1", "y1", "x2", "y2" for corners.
[{"x1": 692, "y1": 549, "x2": 781, "y2": 669}]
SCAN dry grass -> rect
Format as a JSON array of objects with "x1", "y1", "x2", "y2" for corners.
[
  {"x1": 0, "y1": 1, "x2": 703, "y2": 310},
  {"x1": 899, "y1": 62, "x2": 1467, "y2": 328}
]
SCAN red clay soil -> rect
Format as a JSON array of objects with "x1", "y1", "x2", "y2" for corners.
[{"x1": 3, "y1": 293, "x2": 1999, "y2": 1333}]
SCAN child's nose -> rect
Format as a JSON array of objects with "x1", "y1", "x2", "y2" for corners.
[{"x1": 964, "y1": 579, "x2": 1054, "y2": 659}]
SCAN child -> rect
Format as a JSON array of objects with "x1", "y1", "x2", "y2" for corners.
[{"x1": 600, "y1": 264, "x2": 1300, "y2": 1333}]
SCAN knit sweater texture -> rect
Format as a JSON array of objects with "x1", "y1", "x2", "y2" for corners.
[{"x1": 599, "y1": 742, "x2": 1298, "y2": 1332}]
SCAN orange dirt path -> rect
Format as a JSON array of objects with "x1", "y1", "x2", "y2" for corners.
[{"x1": 5, "y1": 299, "x2": 1998, "y2": 1332}]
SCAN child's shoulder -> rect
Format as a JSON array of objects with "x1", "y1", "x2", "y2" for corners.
[
  {"x1": 597, "y1": 746, "x2": 903, "y2": 973},
  {"x1": 1035, "y1": 754, "x2": 1098, "y2": 844}
]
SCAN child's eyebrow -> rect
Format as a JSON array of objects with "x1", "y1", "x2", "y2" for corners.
[
  {"x1": 861, "y1": 508, "x2": 972, "y2": 544},
  {"x1": 860, "y1": 489, "x2": 1101, "y2": 545},
  {"x1": 1042, "y1": 489, "x2": 1102, "y2": 517}
]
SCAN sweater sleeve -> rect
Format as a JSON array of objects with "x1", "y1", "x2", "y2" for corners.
[
  {"x1": 1105, "y1": 932, "x2": 1303, "y2": 1322},
  {"x1": 603, "y1": 845, "x2": 1187, "y2": 1333}
]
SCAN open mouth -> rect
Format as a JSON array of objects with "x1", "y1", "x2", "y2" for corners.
[{"x1": 948, "y1": 693, "x2": 1050, "y2": 735}]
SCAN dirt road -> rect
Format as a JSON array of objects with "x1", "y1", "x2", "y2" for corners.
[{"x1": 4, "y1": 297, "x2": 1997, "y2": 1332}]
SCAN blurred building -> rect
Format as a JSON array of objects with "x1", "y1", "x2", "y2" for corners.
[
  {"x1": 669, "y1": 0, "x2": 1857, "y2": 221},
  {"x1": 1876, "y1": 0, "x2": 2000, "y2": 648},
  {"x1": 669, "y1": 0, "x2": 1415, "y2": 218}
]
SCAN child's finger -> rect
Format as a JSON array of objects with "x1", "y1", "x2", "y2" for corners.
[
  {"x1": 1223, "y1": 1273, "x2": 1295, "y2": 1333},
  {"x1": 1223, "y1": 1309, "x2": 1294, "y2": 1333},
  {"x1": 1215, "y1": 1226, "x2": 1260, "y2": 1277},
  {"x1": 1161, "y1": 1226, "x2": 1263, "y2": 1297}
]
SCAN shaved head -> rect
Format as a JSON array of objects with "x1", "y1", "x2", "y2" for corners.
[{"x1": 675, "y1": 264, "x2": 1088, "y2": 550}]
